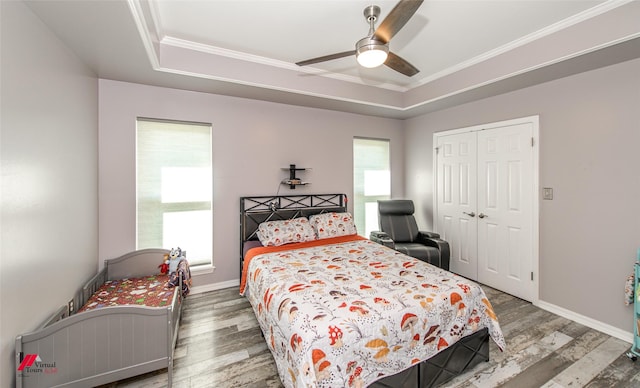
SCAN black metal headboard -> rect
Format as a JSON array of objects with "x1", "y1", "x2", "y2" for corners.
[{"x1": 239, "y1": 194, "x2": 348, "y2": 276}]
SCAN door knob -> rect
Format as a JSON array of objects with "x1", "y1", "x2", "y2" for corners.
[
  {"x1": 463, "y1": 212, "x2": 476, "y2": 217},
  {"x1": 478, "y1": 213, "x2": 487, "y2": 219}
]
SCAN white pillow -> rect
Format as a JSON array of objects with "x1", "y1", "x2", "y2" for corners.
[
  {"x1": 309, "y1": 212, "x2": 357, "y2": 239},
  {"x1": 256, "y1": 217, "x2": 317, "y2": 246}
]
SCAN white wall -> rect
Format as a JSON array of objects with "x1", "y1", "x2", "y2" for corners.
[
  {"x1": 405, "y1": 58, "x2": 640, "y2": 335},
  {"x1": 0, "y1": 2, "x2": 98, "y2": 386},
  {"x1": 98, "y1": 80, "x2": 404, "y2": 288}
]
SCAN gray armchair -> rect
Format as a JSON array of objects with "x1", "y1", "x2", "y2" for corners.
[{"x1": 370, "y1": 199, "x2": 450, "y2": 270}]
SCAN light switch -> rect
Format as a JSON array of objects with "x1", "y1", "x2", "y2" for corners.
[{"x1": 543, "y1": 187, "x2": 553, "y2": 200}]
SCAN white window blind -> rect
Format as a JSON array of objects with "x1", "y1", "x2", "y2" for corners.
[
  {"x1": 136, "y1": 119, "x2": 213, "y2": 267},
  {"x1": 353, "y1": 138, "x2": 390, "y2": 238}
]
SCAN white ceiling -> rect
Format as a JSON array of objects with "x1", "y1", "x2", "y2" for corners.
[
  {"x1": 25, "y1": 0, "x2": 640, "y2": 118},
  {"x1": 153, "y1": 0, "x2": 601, "y2": 87}
]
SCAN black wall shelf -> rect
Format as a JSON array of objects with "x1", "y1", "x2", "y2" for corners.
[{"x1": 281, "y1": 164, "x2": 309, "y2": 189}]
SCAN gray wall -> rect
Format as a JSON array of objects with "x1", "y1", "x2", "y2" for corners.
[
  {"x1": 0, "y1": 1, "x2": 98, "y2": 386},
  {"x1": 405, "y1": 58, "x2": 640, "y2": 334},
  {"x1": 98, "y1": 80, "x2": 405, "y2": 288}
]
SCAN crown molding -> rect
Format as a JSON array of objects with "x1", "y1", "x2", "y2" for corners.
[
  {"x1": 126, "y1": 0, "x2": 160, "y2": 69},
  {"x1": 413, "y1": 0, "x2": 634, "y2": 88},
  {"x1": 159, "y1": 36, "x2": 409, "y2": 93},
  {"x1": 406, "y1": 32, "x2": 640, "y2": 112},
  {"x1": 155, "y1": 62, "x2": 409, "y2": 113}
]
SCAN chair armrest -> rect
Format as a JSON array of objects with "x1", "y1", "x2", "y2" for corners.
[
  {"x1": 418, "y1": 230, "x2": 440, "y2": 239},
  {"x1": 416, "y1": 232, "x2": 450, "y2": 271},
  {"x1": 370, "y1": 231, "x2": 395, "y2": 249}
]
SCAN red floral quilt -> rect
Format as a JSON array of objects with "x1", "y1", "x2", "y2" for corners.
[
  {"x1": 243, "y1": 236, "x2": 505, "y2": 388},
  {"x1": 78, "y1": 275, "x2": 175, "y2": 313}
]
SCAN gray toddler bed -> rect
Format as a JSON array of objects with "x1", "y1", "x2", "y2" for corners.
[{"x1": 15, "y1": 249, "x2": 182, "y2": 388}]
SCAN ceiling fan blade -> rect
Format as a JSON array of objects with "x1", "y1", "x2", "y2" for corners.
[
  {"x1": 374, "y1": 0, "x2": 424, "y2": 43},
  {"x1": 295, "y1": 50, "x2": 355, "y2": 66},
  {"x1": 385, "y1": 51, "x2": 420, "y2": 77}
]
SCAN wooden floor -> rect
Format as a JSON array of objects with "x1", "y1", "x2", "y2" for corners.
[{"x1": 104, "y1": 285, "x2": 640, "y2": 388}]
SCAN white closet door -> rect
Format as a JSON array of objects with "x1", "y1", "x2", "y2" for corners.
[
  {"x1": 436, "y1": 131, "x2": 478, "y2": 279},
  {"x1": 477, "y1": 123, "x2": 534, "y2": 301},
  {"x1": 434, "y1": 117, "x2": 536, "y2": 302}
]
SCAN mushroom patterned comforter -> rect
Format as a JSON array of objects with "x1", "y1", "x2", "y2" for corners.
[{"x1": 242, "y1": 235, "x2": 506, "y2": 388}]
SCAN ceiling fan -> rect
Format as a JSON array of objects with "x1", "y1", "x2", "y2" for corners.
[{"x1": 295, "y1": 0, "x2": 423, "y2": 77}]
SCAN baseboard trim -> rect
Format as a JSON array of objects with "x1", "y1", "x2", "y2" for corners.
[
  {"x1": 536, "y1": 300, "x2": 633, "y2": 344},
  {"x1": 191, "y1": 279, "x2": 240, "y2": 295}
]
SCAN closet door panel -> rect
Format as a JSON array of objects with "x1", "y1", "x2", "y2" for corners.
[
  {"x1": 436, "y1": 132, "x2": 477, "y2": 279},
  {"x1": 477, "y1": 124, "x2": 534, "y2": 301}
]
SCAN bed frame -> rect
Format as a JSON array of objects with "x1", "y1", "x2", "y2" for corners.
[
  {"x1": 240, "y1": 193, "x2": 349, "y2": 277},
  {"x1": 239, "y1": 194, "x2": 490, "y2": 388},
  {"x1": 15, "y1": 249, "x2": 182, "y2": 388}
]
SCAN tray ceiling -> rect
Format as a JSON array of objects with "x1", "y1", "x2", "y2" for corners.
[{"x1": 25, "y1": 0, "x2": 640, "y2": 118}]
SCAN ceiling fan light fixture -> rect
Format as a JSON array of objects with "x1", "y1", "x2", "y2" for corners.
[
  {"x1": 356, "y1": 38, "x2": 389, "y2": 68},
  {"x1": 295, "y1": 1, "x2": 422, "y2": 76}
]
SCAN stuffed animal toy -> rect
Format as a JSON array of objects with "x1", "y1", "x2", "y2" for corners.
[
  {"x1": 158, "y1": 253, "x2": 170, "y2": 275},
  {"x1": 168, "y1": 247, "x2": 183, "y2": 274}
]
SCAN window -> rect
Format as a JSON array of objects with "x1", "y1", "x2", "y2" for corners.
[
  {"x1": 136, "y1": 118, "x2": 213, "y2": 267},
  {"x1": 353, "y1": 138, "x2": 390, "y2": 238}
]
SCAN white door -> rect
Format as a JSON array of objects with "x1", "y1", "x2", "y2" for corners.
[
  {"x1": 477, "y1": 124, "x2": 534, "y2": 301},
  {"x1": 435, "y1": 118, "x2": 536, "y2": 302},
  {"x1": 436, "y1": 132, "x2": 478, "y2": 280}
]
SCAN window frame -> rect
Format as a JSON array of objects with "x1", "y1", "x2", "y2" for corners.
[
  {"x1": 353, "y1": 137, "x2": 391, "y2": 238},
  {"x1": 135, "y1": 117, "x2": 213, "y2": 269}
]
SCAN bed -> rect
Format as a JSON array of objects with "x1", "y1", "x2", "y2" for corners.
[
  {"x1": 15, "y1": 248, "x2": 186, "y2": 388},
  {"x1": 240, "y1": 194, "x2": 506, "y2": 388}
]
